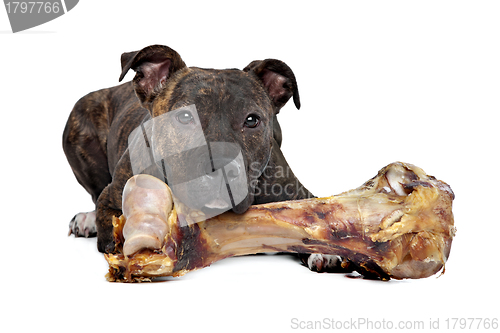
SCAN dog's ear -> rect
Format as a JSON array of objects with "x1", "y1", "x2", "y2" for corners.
[
  {"x1": 244, "y1": 59, "x2": 300, "y2": 113},
  {"x1": 119, "y1": 45, "x2": 186, "y2": 110}
]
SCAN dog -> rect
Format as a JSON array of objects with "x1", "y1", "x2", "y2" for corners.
[{"x1": 63, "y1": 44, "x2": 339, "y2": 272}]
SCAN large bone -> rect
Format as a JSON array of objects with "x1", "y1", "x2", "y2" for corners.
[{"x1": 104, "y1": 162, "x2": 455, "y2": 282}]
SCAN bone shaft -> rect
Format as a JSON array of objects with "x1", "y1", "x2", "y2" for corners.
[{"x1": 175, "y1": 196, "x2": 390, "y2": 274}]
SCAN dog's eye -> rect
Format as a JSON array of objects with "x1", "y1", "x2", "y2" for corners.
[
  {"x1": 176, "y1": 111, "x2": 194, "y2": 125},
  {"x1": 244, "y1": 114, "x2": 260, "y2": 128}
]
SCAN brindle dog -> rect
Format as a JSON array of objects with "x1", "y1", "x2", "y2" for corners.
[{"x1": 63, "y1": 44, "x2": 338, "y2": 272}]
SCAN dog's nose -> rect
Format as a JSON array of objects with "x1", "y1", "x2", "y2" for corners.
[{"x1": 204, "y1": 158, "x2": 241, "y2": 180}]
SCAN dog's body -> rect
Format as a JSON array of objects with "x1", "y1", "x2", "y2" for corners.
[{"x1": 63, "y1": 45, "x2": 338, "y2": 271}]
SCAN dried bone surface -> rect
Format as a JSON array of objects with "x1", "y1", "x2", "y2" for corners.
[{"x1": 105, "y1": 162, "x2": 455, "y2": 282}]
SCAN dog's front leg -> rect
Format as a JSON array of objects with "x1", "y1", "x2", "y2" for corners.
[
  {"x1": 96, "y1": 152, "x2": 134, "y2": 253},
  {"x1": 96, "y1": 185, "x2": 123, "y2": 253}
]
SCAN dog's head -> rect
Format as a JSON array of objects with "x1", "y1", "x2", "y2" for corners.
[{"x1": 120, "y1": 45, "x2": 300, "y2": 218}]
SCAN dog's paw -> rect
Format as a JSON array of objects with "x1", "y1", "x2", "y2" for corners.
[
  {"x1": 68, "y1": 211, "x2": 97, "y2": 238},
  {"x1": 305, "y1": 254, "x2": 341, "y2": 272}
]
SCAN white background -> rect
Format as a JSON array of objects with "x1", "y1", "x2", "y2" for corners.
[{"x1": 1, "y1": 1, "x2": 499, "y2": 332}]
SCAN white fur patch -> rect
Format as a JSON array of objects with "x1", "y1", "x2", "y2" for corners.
[
  {"x1": 69, "y1": 211, "x2": 97, "y2": 238},
  {"x1": 307, "y1": 254, "x2": 341, "y2": 272}
]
